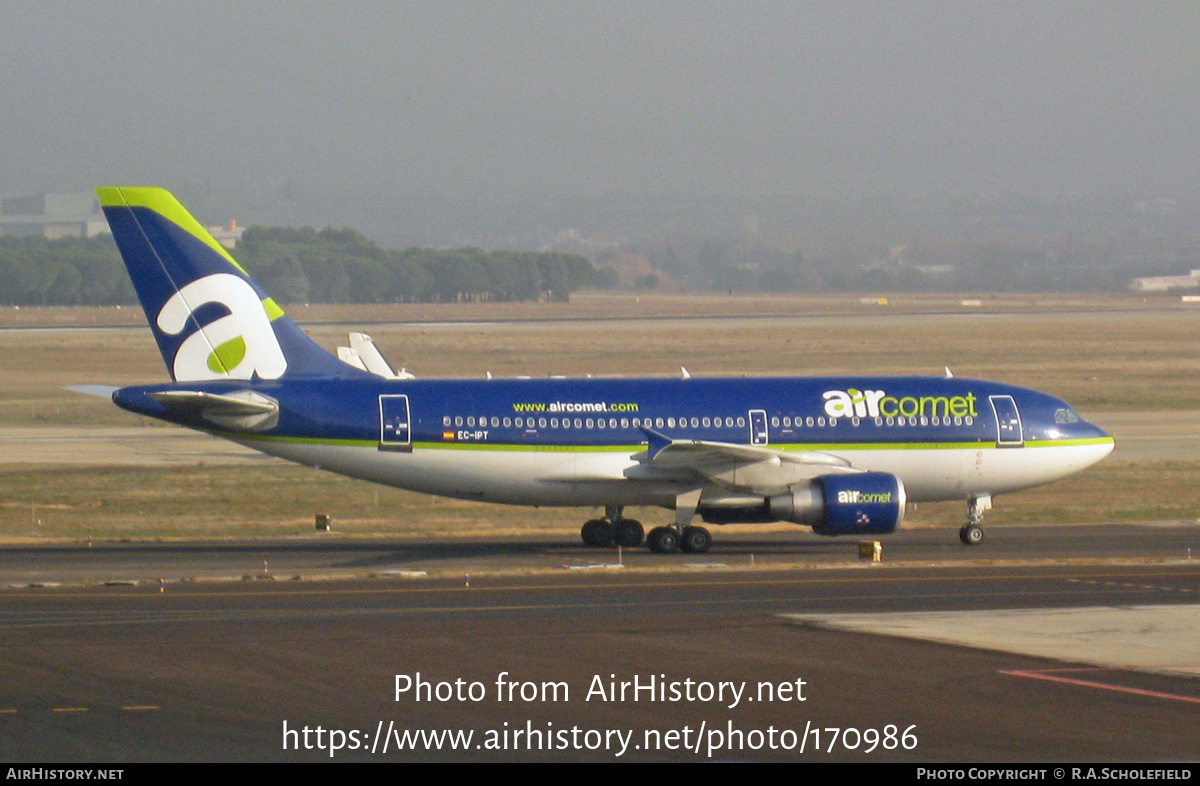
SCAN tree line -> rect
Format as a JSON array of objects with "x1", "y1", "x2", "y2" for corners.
[
  {"x1": 0, "y1": 235, "x2": 132, "y2": 306},
  {"x1": 0, "y1": 228, "x2": 600, "y2": 306}
]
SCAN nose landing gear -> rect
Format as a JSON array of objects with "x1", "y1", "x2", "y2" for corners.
[{"x1": 959, "y1": 494, "x2": 991, "y2": 545}]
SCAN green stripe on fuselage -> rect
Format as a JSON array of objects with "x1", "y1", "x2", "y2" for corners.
[{"x1": 231, "y1": 435, "x2": 1112, "y2": 452}]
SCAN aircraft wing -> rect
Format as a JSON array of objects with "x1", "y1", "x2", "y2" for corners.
[{"x1": 634, "y1": 428, "x2": 856, "y2": 492}]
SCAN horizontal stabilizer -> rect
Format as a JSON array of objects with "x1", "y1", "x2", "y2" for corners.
[
  {"x1": 148, "y1": 389, "x2": 279, "y2": 431},
  {"x1": 64, "y1": 384, "x2": 119, "y2": 400}
]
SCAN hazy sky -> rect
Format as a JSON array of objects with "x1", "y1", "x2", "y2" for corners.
[{"x1": 3, "y1": 1, "x2": 1199, "y2": 213}]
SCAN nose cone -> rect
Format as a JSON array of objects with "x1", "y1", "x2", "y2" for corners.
[{"x1": 1073, "y1": 419, "x2": 1115, "y2": 470}]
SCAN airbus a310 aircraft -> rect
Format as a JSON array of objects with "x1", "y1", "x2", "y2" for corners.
[{"x1": 93, "y1": 187, "x2": 1114, "y2": 553}]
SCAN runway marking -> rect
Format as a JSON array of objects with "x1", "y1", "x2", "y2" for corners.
[
  {"x1": 9, "y1": 567, "x2": 1200, "y2": 603},
  {"x1": 2, "y1": 570, "x2": 1195, "y2": 630},
  {"x1": 1001, "y1": 669, "x2": 1200, "y2": 705},
  {"x1": 0, "y1": 705, "x2": 160, "y2": 714},
  {"x1": 0, "y1": 588, "x2": 1173, "y2": 629},
  {"x1": 1067, "y1": 578, "x2": 1195, "y2": 595}
]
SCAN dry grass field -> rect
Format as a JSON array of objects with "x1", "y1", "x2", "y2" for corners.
[{"x1": 1, "y1": 291, "x2": 1198, "y2": 541}]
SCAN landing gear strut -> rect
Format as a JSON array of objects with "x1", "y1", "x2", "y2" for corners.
[
  {"x1": 959, "y1": 494, "x2": 991, "y2": 545},
  {"x1": 645, "y1": 488, "x2": 711, "y2": 554}
]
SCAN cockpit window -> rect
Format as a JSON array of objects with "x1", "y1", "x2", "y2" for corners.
[{"x1": 1054, "y1": 408, "x2": 1081, "y2": 424}]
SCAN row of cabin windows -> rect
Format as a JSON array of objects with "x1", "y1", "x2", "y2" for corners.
[
  {"x1": 774, "y1": 415, "x2": 975, "y2": 428},
  {"x1": 440, "y1": 414, "x2": 975, "y2": 430},
  {"x1": 443, "y1": 415, "x2": 749, "y2": 430}
]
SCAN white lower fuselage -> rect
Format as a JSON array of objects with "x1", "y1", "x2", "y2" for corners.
[{"x1": 242, "y1": 437, "x2": 1114, "y2": 509}]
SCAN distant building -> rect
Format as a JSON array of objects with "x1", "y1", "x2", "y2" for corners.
[
  {"x1": 0, "y1": 192, "x2": 109, "y2": 239},
  {"x1": 0, "y1": 191, "x2": 245, "y2": 248},
  {"x1": 1129, "y1": 270, "x2": 1200, "y2": 292},
  {"x1": 207, "y1": 219, "x2": 244, "y2": 250}
]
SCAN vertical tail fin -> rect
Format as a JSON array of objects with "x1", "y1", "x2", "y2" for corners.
[{"x1": 98, "y1": 187, "x2": 360, "y2": 381}]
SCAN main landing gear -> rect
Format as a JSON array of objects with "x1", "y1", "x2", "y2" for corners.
[
  {"x1": 580, "y1": 494, "x2": 713, "y2": 555},
  {"x1": 959, "y1": 494, "x2": 991, "y2": 545},
  {"x1": 580, "y1": 506, "x2": 645, "y2": 548},
  {"x1": 646, "y1": 524, "x2": 712, "y2": 554}
]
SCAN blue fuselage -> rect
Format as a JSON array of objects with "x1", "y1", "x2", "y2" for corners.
[{"x1": 113, "y1": 374, "x2": 1113, "y2": 508}]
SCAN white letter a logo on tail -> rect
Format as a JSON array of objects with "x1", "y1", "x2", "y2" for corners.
[{"x1": 156, "y1": 273, "x2": 288, "y2": 381}]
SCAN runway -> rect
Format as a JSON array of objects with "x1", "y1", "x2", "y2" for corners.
[{"x1": 1, "y1": 532, "x2": 1198, "y2": 761}]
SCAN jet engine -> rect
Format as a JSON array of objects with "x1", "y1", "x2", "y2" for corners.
[{"x1": 699, "y1": 471, "x2": 907, "y2": 536}]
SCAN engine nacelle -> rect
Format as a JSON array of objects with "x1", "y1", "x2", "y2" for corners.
[{"x1": 764, "y1": 471, "x2": 907, "y2": 536}]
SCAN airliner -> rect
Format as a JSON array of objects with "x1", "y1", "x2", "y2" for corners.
[{"x1": 93, "y1": 186, "x2": 1114, "y2": 553}]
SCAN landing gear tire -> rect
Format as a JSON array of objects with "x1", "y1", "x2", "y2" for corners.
[
  {"x1": 680, "y1": 525, "x2": 711, "y2": 554},
  {"x1": 614, "y1": 518, "x2": 644, "y2": 547},
  {"x1": 646, "y1": 526, "x2": 681, "y2": 554},
  {"x1": 959, "y1": 524, "x2": 984, "y2": 545},
  {"x1": 581, "y1": 519, "x2": 615, "y2": 547}
]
